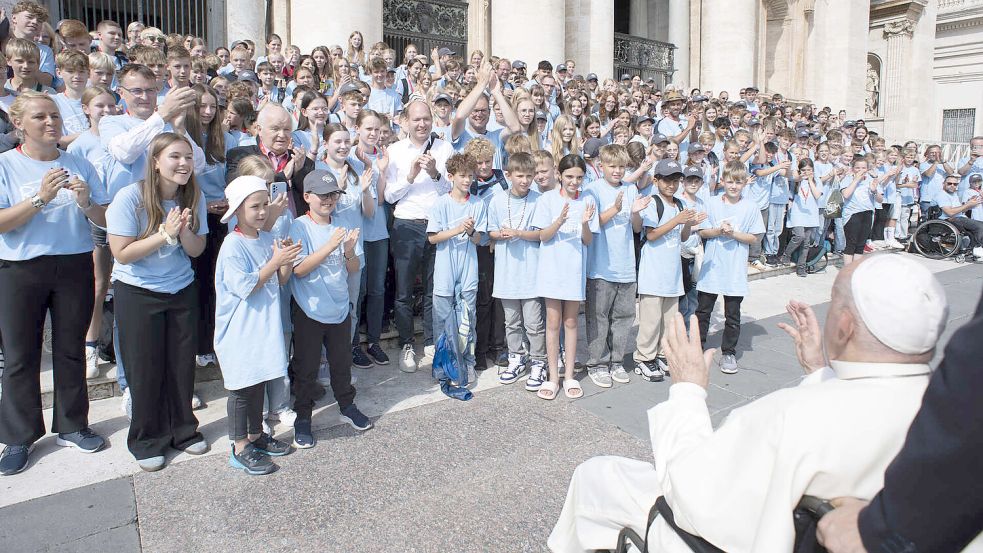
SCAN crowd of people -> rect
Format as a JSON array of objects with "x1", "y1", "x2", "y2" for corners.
[{"x1": 0, "y1": 1, "x2": 981, "y2": 547}]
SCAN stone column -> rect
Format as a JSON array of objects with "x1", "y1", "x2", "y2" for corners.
[
  {"x1": 271, "y1": 0, "x2": 291, "y2": 48},
  {"x1": 468, "y1": 0, "x2": 492, "y2": 59},
  {"x1": 225, "y1": 0, "x2": 266, "y2": 50},
  {"x1": 494, "y1": 0, "x2": 565, "y2": 66},
  {"x1": 700, "y1": 0, "x2": 756, "y2": 96},
  {"x1": 290, "y1": 0, "x2": 383, "y2": 54},
  {"x1": 630, "y1": 0, "x2": 649, "y2": 38},
  {"x1": 564, "y1": 0, "x2": 614, "y2": 79},
  {"x1": 667, "y1": 0, "x2": 689, "y2": 86},
  {"x1": 882, "y1": 18, "x2": 915, "y2": 139}
]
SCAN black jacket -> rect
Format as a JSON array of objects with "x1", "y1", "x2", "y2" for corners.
[
  {"x1": 858, "y1": 293, "x2": 983, "y2": 552},
  {"x1": 226, "y1": 143, "x2": 315, "y2": 214}
]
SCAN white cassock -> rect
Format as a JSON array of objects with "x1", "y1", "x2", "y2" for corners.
[{"x1": 548, "y1": 361, "x2": 932, "y2": 553}]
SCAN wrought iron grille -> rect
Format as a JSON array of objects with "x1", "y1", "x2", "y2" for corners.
[
  {"x1": 57, "y1": 0, "x2": 211, "y2": 43},
  {"x1": 383, "y1": 0, "x2": 469, "y2": 62},
  {"x1": 941, "y1": 108, "x2": 976, "y2": 143},
  {"x1": 614, "y1": 32, "x2": 675, "y2": 88}
]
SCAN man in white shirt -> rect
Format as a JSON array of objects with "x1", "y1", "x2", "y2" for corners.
[
  {"x1": 548, "y1": 254, "x2": 948, "y2": 553},
  {"x1": 384, "y1": 100, "x2": 454, "y2": 372}
]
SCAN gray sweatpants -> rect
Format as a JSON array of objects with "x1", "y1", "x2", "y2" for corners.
[
  {"x1": 585, "y1": 278, "x2": 637, "y2": 368},
  {"x1": 501, "y1": 298, "x2": 546, "y2": 360}
]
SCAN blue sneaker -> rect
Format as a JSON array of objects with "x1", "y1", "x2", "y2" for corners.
[
  {"x1": 229, "y1": 443, "x2": 276, "y2": 475},
  {"x1": 366, "y1": 343, "x2": 390, "y2": 365},
  {"x1": 55, "y1": 428, "x2": 106, "y2": 453},
  {"x1": 0, "y1": 445, "x2": 31, "y2": 475},
  {"x1": 339, "y1": 404, "x2": 373, "y2": 431},
  {"x1": 351, "y1": 346, "x2": 373, "y2": 369},
  {"x1": 293, "y1": 418, "x2": 315, "y2": 449},
  {"x1": 252, "y1": 433, "x2": 293, "y2": 456}
]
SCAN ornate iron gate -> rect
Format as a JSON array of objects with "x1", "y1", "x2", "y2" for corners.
[
  {"x1": 383, "y1": 0, "x2": 468, "y2": 61},
  {"x1": 614, "y1": 32, "x2": 675, "y2": 88},
  {"x1": 58, "y1": 0, "x2": 211, "y2": 42}
]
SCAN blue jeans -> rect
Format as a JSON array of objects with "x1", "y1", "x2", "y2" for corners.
[
  {"x1": 765, "y1": 204, "x2": 786, "y2": 255},
  {"x1": 679, "y1": 287, "x2": 699, "y2": 327},
  {"x1": 391, "y1": 219, "x2": 436, "y2": 346},
  {"x1": 433, "y1": 290, "x2": 477, "y2": 368},
  {"x1": 833, "y1": 217, "x2": 846, "y2": 253},
  {"x1": 358, "y1": 239, "x2": 389, "y2": 345}
]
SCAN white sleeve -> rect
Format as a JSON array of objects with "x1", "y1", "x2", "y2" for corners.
[{"x1": 101, "y1": 113, "x2": 166, "y2": 165}]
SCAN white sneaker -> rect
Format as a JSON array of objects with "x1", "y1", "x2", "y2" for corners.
[
  {"x1": 195, "y1": 353, "x2": 216, "y2": 368},
  {"x1": 191, "y1": 393, "x2": 203, "y2": 410},
  {"x1": 422, "y1": 344, "x2": 435, "y2": 360},
  {"x1": 973, "y1": 247, "x2": 983, "y2": 259},
  {"x1": 400, "y1": 344, "x2": 417, "y2": 373},
  {"x1": 85, "y1": 345, "x2": 100, "y2": 379},
  {"x1": 888, "y1": 239, "x2": 905, "y2": 249},
  {"x1": 120, "y1": 387, "x2": 132, "y2": 420},
  {"x1": 499, "y1": 353, "x2": 526, "y2": 384},
  {"x1": 262, "y1": 419, "x2": 273, "y2": 436},
  {"x1": 278, "y1": 408, "x2": 297, "y2": 427},
  {"x1": 587, "y1": 365, "x2": 613, "y2": 388},
  {"x1": 610, "y1": 364, "x2": 631, "y2": 384}
]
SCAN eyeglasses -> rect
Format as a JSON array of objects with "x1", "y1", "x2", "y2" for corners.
[
  {"x1": 314, "y1": 191, "x2": 342, "y2": 201},
  {"x1": 472, "y1": 109, "x2": 489, "y2": 114},
  {"x1": 119, "y1": 86, "x2": 157, "y2": 97},
  {"x1": 145, "y1": 36, "x2": 166, "y2": 43}
]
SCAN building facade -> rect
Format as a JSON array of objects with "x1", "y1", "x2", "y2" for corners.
[{"x1": 32, "y1": 0, "x2": 983, "y2": 147}]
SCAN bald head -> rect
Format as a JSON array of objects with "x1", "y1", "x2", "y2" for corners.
[{"x1": 257, "y1": 104, "x2": 292, "y2": 154}]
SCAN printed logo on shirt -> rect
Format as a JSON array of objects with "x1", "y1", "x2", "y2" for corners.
[
  {"x1": 21, "y1": 179, "x2": 75, "y2": 216},
  {"x1": 558, "y1": 203, "x2": 584, "y2": 243}
]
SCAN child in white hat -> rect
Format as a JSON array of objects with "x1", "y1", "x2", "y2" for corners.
[{"x1": 214, "y1": 175, "x2": 302, "y2": 475}]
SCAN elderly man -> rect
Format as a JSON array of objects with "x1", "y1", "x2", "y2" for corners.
[
  {"x1": 226, "y1": 104, "x2": 314, "y2": 215},
  {"x1": 548, "y1": 254, "x2": 948, "y2": 552},
  {"x1": 384, "y1": 99, "x2": 454, "y2": 373}
]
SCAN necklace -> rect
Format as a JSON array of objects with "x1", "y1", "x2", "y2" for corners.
[{"x1": 506, "y1": 192, "x2": 527, "y2": 230}]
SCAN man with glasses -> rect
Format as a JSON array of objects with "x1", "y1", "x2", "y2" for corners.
[{"x1": 935, "y1": 175, "x2": 983, "y2": 258}]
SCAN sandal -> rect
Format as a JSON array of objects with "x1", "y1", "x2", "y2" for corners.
[
  {"x1": 537, "y1": 380, "x2": 559, "y2": 400},
  {"x1": 563, "y1": 378, "x2": 583, "y2": 399}
]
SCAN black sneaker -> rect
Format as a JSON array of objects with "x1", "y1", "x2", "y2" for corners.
[
  {"x1": 655, "y1": 356, "x2": 671, "y2": 376},
  {"x1": 55, "y1": 428, "x2": 106, "y2": 453},
  {"x1": 252, "y1": 433, "x2": 293, "y2": 456},
  {"x1": 474, "y1": 354, "x2": 488, "y2": 371},
  {"x1": 293, "y1": 418, "x2": 315, "y2": 449},
  {"x1": 229, "y1": 443, "x2": 276, "y2": 475},
  {"x1": 339, "y1": 404, "x2": 374, "y2": 431},
  {"x1": 633, "y1": 360, "x2": 665, "y2": 382},
  {"x1": 493, "y1": 350, "x2": 509, "y2": 367},
  {"x1": 366, "y1": 343, "x2": 390, "y2": 365},
  {"x1": 351, "y1": 346, "x2": 373, "y2": 369},
  {"x1": 0, "y1": 445, "x2": 31, "y2": 475}
]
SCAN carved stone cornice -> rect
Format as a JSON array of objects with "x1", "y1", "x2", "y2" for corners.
[{"x1": 884, "y1": 18, "x2": 916, "y2": 38}]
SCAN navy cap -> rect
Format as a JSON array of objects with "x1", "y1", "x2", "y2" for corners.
[
  {"x1": 687, "y1": 143, "x2": 706, "y2": 155},
  {"x1": 583, "y1": 138, "x2": 605, "y2": 159},
  {"x1": 844, "y1": 120, "x2": 857, "y2": 127},
  {"x1": 338, "y1": 82, "x2": 361, "y2": 96},
  {"x1": 237, "y1": 70, "x2": 259, "y2": 83},
  {"x1": 796, "y1": 130, "x2": 810, "y2": 139},
  {"x1": 535, "y1": 110, "x2": 548, "y2": 121},
  {"x1": 512, "y1": 60, "x2": 526, "y2": 70},
  {"x1": 437, "y1": 47, "x2": 455, "y2": 57},
  {"x1": 556, "y1": 63, "x2": 567, "y2": 72},
  {"x1": 652, "y1": 133, "x2": 670, "y2": 145},
  {"x1": 748, "y1": 117, "x2": 761, "y2": 126},
  {"x1": 621, "y1": 73, "x2": 631, "y2": 80},
  {"x1": 654, "y1": 159, "x2": 684, "y2": 178},
  {"x1": 433, "y1": 92, "x2": 453, "y2": 104},
  {"x1": 303, "y1": 170, "x2": 340, "y2": 194},
  {"x1": 586, "y1": 72, "x2": 598, "y2": 81},
  {"x1": 634, "y1": 114, "x2": 654, "y2": 126},
  {"x1": 683, "y1": 165, "x2": 704, "y2": 180}
]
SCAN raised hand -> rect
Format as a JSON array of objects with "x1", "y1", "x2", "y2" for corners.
[
  {"x1": 613, "y1": 190, "x2": 624, "y2": 212},
  {"x1": 271, "y1": 238, "x2": 303, "y2": 267},
  {"x1": 777, "y1": 300, "x2": 828, "y2": 374},
  {"x1": 632, "y1": 195, "x2": 652, "y2": 214},
  {"x1": 555, "y1": 203, "x2": 569, "y2": 226},
  {"x1": 163, "y1": 206, "x2": 183, "y2": 238},
  {"x1": 327, "y1": 226, "x2": 347, "y2": 251},
  {"x1": 343, "y1": 228, "x2": 360, "y2": 251},
  {"x1": 66, "y1": 177, "x2": 91, "y2": 207},
  {"x1": 583, "y1": 202, "x2": 596, "y2": 223},
  {"x1": 459, "y1": 216, "x2": 476, "y2": 235},
  {"x1": 39, "y1": 167, "x2": 70, "y2": 203}
]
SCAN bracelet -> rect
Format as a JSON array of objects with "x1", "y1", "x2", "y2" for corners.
[
  {"x1": 158, "y1": 224, "x2": 178, "y2": 246},
  {"x1": 466, "y1": 229, "x2": 475, "y2": 236},
  {"x1": 343, "y1": 251, "x2": 355, "y2": 260}
]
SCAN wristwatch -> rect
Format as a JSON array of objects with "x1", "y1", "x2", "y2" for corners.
[
  {"x1": 30, "y1": 194, "x2": 46, "y2": 209},
  {"x1": 158, "y1": 224, "x2": 179, "y2": 246}
]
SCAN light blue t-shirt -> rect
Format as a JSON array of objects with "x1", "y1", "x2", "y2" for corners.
[
  {"x1": 318, "y1": 162, "x2": 366, "y2": 262},
  {"x1": 530, "y1": 188, "x2": 600, "y2": 301},
  {"x1": 934, "y1": 189, "x2": 963, "y2": 220},
  {"x1": 348, "y1": 153, "x2": 388, "y2": 242},
  {"x1": 769, "y1": 171, "x2": 791, "y2": 205},
  {"x1": 638, "y1": 195, "x2": 684, "y2": 297},
  {"x1": 788, "y1": 176, "x2": 823, "y2": 228},
  {"x1": 0, "y1": 149, "x2": 107, "y2": 261},
  {"x1": 919, "y1": 162, "x2": 947, "y2": 205},
  {"x1": 288, "y1": 214, "x2": 351, "y2": 324},
  {"x1": 197, "y1": 162, "x2": 227, "y2": 202},
  {"x1": 426, "y1": 193, "x2": 487, "y2": 296},
  {"x1": 584, "y1": 180, "x2": 638, "y2": 283},
  {"x1": 745, "y1": 164, "x2": 772, "y2": 210},
  {"x1": 52, "y1": 93, "x2": 88, "y2": 135},
  {"x1": 290, "y1": 128, "x2": 326, "y2": 158},
  {"x1": 840, "y1": 175, "x2": 876, "y2": 219},
  {"x1": 366, "y1": 87, "x2": 403, "y2": 118},
  {"x1": 813, "y1": 161, "x2": 834, "y2": 207},
  {"x1": 957, "y1": 156, "x2": 983, "y2": 194},
  {"x1": 66, "y1": 130, "x2": 114, "y2": 188},
  {"x1": 213, "y1": 231, "x2": 288, "y2": 390},
  {"x1": 471, "y1": 170, "x2": 510, "y2": 246},
  {"x1": 106, "y1": 182, "x2": 209, "y2": 293},
  {"x1": 487, "y1": 189, "x2": 540, "y2": 300},
  {"x1": 696, "y1": 196, "x2": 765, "y2": 297},
  {"x1": 454, "y1": 125, "x2": 504, "y2": 170},
  {"x1": 898, "y1": 165, "x2": 920, "y2": 205}
]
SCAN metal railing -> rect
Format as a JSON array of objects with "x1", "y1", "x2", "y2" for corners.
[
  {"x1": 613, "y1": 32, "x2": 675, "y2": 87},
  {"x1": 883, "y1": 139, "x2": 972, "y2": 164},
  {"x1": 58, "y1": 0, "x2": 211, "y2": 42},
  {"x1": 383, "y1": 0, "x2": 469, "y2": 62}
]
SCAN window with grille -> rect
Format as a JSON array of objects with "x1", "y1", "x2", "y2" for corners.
[{"x1": 941, "y1": 109, "x2": 976, "y2": 143}]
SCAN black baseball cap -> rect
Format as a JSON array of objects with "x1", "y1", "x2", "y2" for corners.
[
  {"x1": 303, "y1": 170, "x2": 341, "y2": 194},
  {"x1": 654, "y1": 159, "x2": 684, "y2": 178}
]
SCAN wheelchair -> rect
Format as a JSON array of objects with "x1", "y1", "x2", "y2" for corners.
[
  {"x1": 614, "y1": 495, "x2": 833, "y2": 553},
  {"x1": 909, "y1": 206, "x2": 977, "y2": 263}
]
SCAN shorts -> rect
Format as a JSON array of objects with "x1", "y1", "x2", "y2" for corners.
[{"x1": 89, "y1": 220, "x2": 109, "y2": 248}]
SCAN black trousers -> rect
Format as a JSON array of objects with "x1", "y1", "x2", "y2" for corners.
[
  {"x1": 475, "y1": 246, "x2": 505, "y2": 356},
  {"x1": 871, "y1": 205, "x2": 892, "y2": 240},
  {"x1": 695, "y1": 291, "x2": 744, "y2": 356},
  {"x1": 843, "y1": 210, "x2": 874, "y2": 255},
  {"x1": 114, "y1": 281, "x2": 202, "y2": 459},
  {"x1": 227, "y1": 381, "x2": 265, "y2": 441},
  {"x1": 0, "y1": 254, "x2": 94, "y2": 445},
  {"x1": 192, "y1": 213, "x2": 227, "y2": 355},
  {"x1": 391, "y1": 219, "x2": 436, "y2": 346},
  {"x1": 948, "y1": 217, "x2": 983, "y2": 248},
  {"x1": 291, "y1": 301, "x2": 355, "y2": 420}
]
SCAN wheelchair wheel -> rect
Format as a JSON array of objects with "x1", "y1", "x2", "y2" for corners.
[{"x1": 913, "y1": 220, "x2": 961, "y2": 259}]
